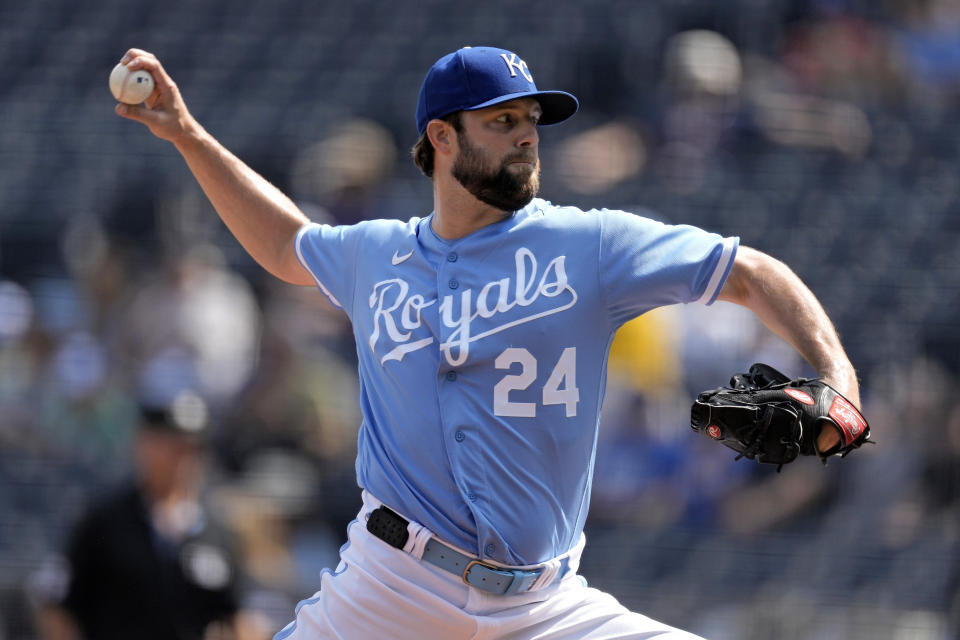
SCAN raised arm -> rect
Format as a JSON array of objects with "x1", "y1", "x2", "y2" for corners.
[
  {"x1": 717, "y1": 245, "x2": 860, "y2": 452},
  {"x1": 114, "y1": 49, "x2": 314, "y2": 286}
]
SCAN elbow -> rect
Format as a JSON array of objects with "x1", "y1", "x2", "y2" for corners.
[
  {"x1": 716, "y1": 246, "x2": 785, "y2": 306},
  {"x1": 268, "y1": 252, "x2": 315, "y2": 286},
  {"x1": 258, "y1": 230, "x2": 315, "y2": 286}
]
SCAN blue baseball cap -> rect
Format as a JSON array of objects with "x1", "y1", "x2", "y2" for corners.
[{"x1": 416, "y1": 46, "x2": 579, "y2": 136}]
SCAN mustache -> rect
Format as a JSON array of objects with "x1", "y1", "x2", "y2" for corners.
[{"x1": 503, "y1": 151, "x2": 538, "y2": 165}]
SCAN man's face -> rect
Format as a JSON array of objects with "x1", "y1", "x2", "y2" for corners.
[
  {"x1": 451, "y1": 98, "x2": 542, "y2": 212},
  {"x1": 136, "y1": 428, "x2": 203, "y2": 499}
]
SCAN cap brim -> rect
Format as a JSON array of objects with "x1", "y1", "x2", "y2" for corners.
[{"x1": 465, "y1": 90, "x2": 579, "y2": 126}]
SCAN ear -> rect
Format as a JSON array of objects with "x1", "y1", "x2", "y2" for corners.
[{"x1": 426, "y1": 120, "x2": 456, "y2": 157}]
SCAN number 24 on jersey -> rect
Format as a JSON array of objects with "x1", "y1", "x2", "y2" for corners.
[{"x1": 493, "y1": 347, "x2": 579, "y2": 418}]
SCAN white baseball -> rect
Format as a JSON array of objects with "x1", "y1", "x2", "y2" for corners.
[{"x1": 109, "y1": 63, "x2": 155, "y2": 104}]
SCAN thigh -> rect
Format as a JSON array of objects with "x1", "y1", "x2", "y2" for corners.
[{"x1": 492, "y1": 579, "x2": 704, "y2": 640}]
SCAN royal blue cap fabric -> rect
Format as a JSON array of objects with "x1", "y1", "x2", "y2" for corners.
[{"x1": 416, "y1": 46, "x2": 579, "y2": 135}]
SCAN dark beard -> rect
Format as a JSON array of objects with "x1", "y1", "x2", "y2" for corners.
[{"x1": 451, "y1": 134, "x2": 540, "y2": 212}]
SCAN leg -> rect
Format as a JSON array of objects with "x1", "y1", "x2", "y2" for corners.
[{"x1": 481, "y1": 578, "x2": 704, "y2": 640}]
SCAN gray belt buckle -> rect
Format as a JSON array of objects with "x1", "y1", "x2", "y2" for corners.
[{"x1": 462, "y1": 559, "x2": 542, "y2": 595}]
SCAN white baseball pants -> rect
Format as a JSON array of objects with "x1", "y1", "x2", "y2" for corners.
[{"x1": 274, "y1": 493, "x2": 704, "y2": 640}]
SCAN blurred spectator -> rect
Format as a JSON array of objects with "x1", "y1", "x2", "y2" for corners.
[
  {"x1": 592, "y1": 308, "x2": 689, "y2": 530},
  {"x1": 891, "y1": 0, "x2": 960, "y2": 89},
  {"x1": 215, "y1": 277, "x2": 360, "y2": 494},
  {"x1": 114, "y1": 244, "x2": 262, "y2": 404},
  {"x1": 780, "y1": 12, "x2": 905, "y2": 105},
  {"x1": 289, "y1": 117, "x2": 400, "y2": 225},
  {"x1": 654, "y1": 30, "x2": 745, "y2": 195},
  {"x1": 212, "y1": 448, "x2": 346, "y2": 632},
  {"x1": 31, "y1": 391, "x2": 267, "y2": 640},
  {"x1": 553, "y1": 122, "x2": 647, "y2": 195}
]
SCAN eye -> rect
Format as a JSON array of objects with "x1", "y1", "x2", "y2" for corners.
[{"x1": 496, "y1": 113, "x2": 514, "y2": 124}]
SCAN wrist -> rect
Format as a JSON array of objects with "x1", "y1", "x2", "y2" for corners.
[
  {"x1": 819, "y1": 364, "x2": 860, "y2": 408},
  {"x1": 170, "y1": 118, "x2": 207, "y2": 150}
]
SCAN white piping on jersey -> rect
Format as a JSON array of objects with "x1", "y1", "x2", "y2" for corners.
[
  {"x1": 295, "y1": 223, "x2": 343, "y2": 308},
  {"x1": 696, "y1": 236, "x2": 736, "y2": 305}
]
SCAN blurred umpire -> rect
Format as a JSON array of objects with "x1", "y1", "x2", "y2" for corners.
[{"x1": 34, "y1": 391, "x2": 263, "y2": 640}]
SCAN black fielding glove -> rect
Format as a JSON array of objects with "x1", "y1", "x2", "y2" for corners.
[{"x1": 691, "y1": 363, "x2": 871, "y2": 470}]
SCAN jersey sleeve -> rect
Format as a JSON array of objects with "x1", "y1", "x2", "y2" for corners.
[
  {"x1": 294, "y1": 222, "x2": 361, "y2": 312},
  {"x1": 598, "y1": 208, "x2": 738, "y2": 326}
]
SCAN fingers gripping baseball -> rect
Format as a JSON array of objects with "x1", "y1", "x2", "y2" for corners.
[{"x1": 113, "y1": 49, "x2": 197, "y2": 143}]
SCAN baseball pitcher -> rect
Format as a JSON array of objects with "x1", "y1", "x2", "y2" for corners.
[{"x1": 114, "y1": 45, "x2": 867, "y2": 639}]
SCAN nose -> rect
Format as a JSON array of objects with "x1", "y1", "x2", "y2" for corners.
[{"x1": 517, "y1": 120, "x2": 539, "y2": 148}]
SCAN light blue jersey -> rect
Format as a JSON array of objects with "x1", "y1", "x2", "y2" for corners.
[{"x1": 295, "y1": 198, "x2": 737, "y2": 566}]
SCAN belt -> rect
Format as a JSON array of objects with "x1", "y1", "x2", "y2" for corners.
[{"x1": 366, "y1": 506, "x2": 569, "y2": 596}]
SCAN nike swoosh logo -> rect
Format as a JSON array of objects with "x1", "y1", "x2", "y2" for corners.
[{"x1": 392, "y1": 250, "x2": 414, "y2": 266}]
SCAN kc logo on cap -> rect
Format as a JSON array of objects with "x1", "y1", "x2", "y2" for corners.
[
  {"x1": 500, "y1": 53, "x2": 534, "y2": 83},
  {"x1": 415, "y1": 46, "x2": 579, "y2": 136}
]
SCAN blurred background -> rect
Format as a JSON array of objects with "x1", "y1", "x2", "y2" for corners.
[{"x1": 1, "y1": 0, "x2": 959, "y2": 638}]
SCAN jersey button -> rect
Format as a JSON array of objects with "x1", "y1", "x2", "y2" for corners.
[
  {"x1": 484, "y1": 543, "x2": 496, "y2": 556},
  {"x1": 467, "y1": 492, "x2": 477, "y2": 502},
  {"x1": 455, "y1": 430, "x2": 465, "y2": 442},
  {"x1": 447, "y1": 252, "x2": 458, "y2": 262},
  {"x1": 446, "y1": 371, "x2": 457, "y2": 381},
  {"x1": 448, "y1": 278, "x2": 459, "y2": 290}
]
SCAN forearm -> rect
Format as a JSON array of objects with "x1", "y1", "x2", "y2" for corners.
[
  {"x1": 718, "y1": 246, "x2": 860, "y2": 407},
  {"x1": 173, "y1": 126, "x2": 312, "y2": 285}
]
